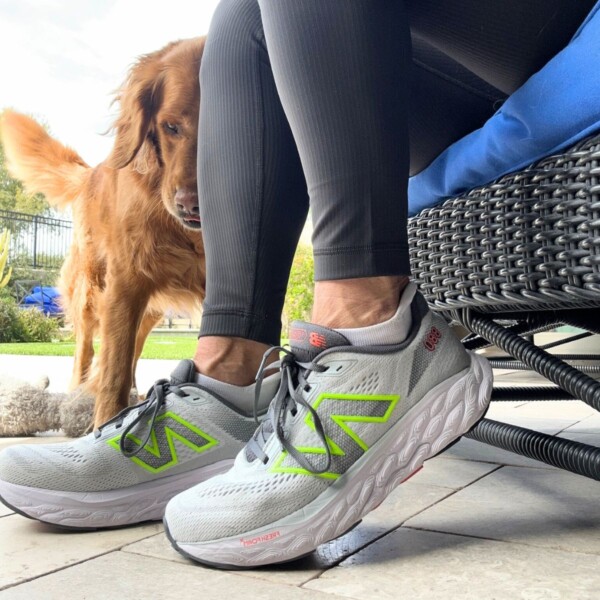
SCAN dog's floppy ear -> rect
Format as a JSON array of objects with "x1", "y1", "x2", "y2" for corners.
[{"x1": 108, "y1": 57, "x2": 165, "y2": 170}]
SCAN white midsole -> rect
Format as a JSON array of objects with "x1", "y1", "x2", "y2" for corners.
[
  {"x1": 174, "y1": 352, "x2": 492, "y2": 567},
  {"x1": 0, "y1": 459, "x2": 233, "y2": 528}
]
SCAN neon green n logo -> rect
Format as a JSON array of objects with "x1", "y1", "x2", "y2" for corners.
[
  {"x1": 107, "y1": 411, "x2": 218, "y2": 473},
  {"x1": 270, "y1": 393, "x2": 399, "y2": 480}
]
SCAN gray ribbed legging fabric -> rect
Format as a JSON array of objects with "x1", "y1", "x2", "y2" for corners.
[{"x1": 198, "y1": 0, "x2": 594, "y2": 346}]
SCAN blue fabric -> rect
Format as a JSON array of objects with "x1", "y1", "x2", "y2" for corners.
[
  {"x1": 408, "y1": 0, "x2": 600, "y2": 216},
  {"x1": 22, "y1": 286, "x2": 62, "y2": 315}
]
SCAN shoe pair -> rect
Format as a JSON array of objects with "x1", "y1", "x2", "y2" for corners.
[{"x1": 0, "y1": 291, "x2": 491, "y2": 568}]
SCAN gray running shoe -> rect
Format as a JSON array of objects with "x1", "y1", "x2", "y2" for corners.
[
  {"x1": 0, "y1": 360, "x2": 273, "y2": 529},
  {"x1": 164, "y1": 293, "x2": 492, "y2": 568}
]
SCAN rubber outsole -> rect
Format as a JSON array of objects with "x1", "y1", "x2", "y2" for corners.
[{"x1": 164, "y1": 517, "x2": 364, "y2": 570}]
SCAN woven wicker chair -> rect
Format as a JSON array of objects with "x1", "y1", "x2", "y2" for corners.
[{"x1": 408, "y1": 132, "x2": 600, "y2": 480}]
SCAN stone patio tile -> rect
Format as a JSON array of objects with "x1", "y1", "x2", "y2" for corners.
[
  {"x1": 484, "y1": 401, "x2": 528, "y2": 415},
  {"x1": 123, "y1": 481, "x2": 456, "y2": 586},
  {"x1": 404, "y1": 455, "x2": 499, "y2": 489},
  {"x1": 562, "y1": 412, "x2": 600, "y2": 433},
  {"x1": 304, "y1": 527, "x2": 600, "y2": 600},
  {"x1": 510, "y1": 400, "x2": 597, "y2": 421},
  {"x1": 492, "y1": 370, "x2": 552, "y2": 385},
  {"x1": 0, "y1": 515, "x2": 161, "y2": 590},
  {"x1": 405, "y1": 466, "x2": 600, "y2": 554},
  {"x1": 0, "y1": 551, "x2": 348, "y2": 600}
]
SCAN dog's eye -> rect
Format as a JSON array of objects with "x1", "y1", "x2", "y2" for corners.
[{"x1": 164, "y1": 122, "x2": 180, "y2": 135}]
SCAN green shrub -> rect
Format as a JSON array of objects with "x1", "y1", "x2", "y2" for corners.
[
  {"x1": 18, "y1": 306, "x2": 60, "y2": 342},
  {"x1": 0, "y1": 296, "x2": 60, "y2": 343},
  {"x1": 282, "y1": 244, "x2": 314, "y2": 332},
  {"x1": 0, "y1": 297, "x2": 26, "y2": 342}
]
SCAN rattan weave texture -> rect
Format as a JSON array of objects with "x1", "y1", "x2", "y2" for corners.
[{"x1": 408, "y1": 133, "x2": 600, "y2": 312}]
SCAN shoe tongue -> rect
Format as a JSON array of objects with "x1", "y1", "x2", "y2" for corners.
[
  {"x1": 289, "y1": 321, "x2": 350, "y2": 362},
  {"x1": 169, "y1": 359, "x2": 198, "y2": 385}
]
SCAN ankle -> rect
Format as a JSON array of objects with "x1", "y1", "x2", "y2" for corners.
[
  {"x1": 312, "y1": 276, "x2": 410, "y2": 330},
  {"x1": 193, "y1": 336, "x2": 273, "y2": 386}
]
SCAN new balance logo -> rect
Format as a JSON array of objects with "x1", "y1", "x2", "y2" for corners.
[
  {"x1": 107, "y1": 412, "x2": 218, "y2": 473},
  {"x1": 423, "y1": 326, "x2": 442, "y2": 351},
  {"x1": 270, "y1": 393, "x2": 400, "y2": 480},
  {"x1": 309, "y1": 332, "x2": 327, "y2": 349}
]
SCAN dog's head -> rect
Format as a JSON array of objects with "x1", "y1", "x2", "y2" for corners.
[{"x1": 108, "y1": 37, "x2": 205, "y2": 230}]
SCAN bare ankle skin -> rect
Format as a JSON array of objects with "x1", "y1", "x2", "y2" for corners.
[
  {"x1": 312, "y1": 275, "x2": 410, "y2": 330},
  {"x1": 193, "y1": 336, "x2": 275, "y2": 386},
  {"x1": 193, "y1": 276, "x2": 409, "y2": 384}
]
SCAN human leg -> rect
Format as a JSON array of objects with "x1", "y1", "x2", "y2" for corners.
[
  {"x1": 163, "y1": 1, "x2": 487, "y2": 568},
  {"x1": 194, "y1": 0, "x2": 310, "y2": 384},
  {"x1": 256, "y1": 0, "x2": 412, "y2": 332}
]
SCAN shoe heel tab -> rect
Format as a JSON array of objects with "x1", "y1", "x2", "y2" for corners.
[{"x1": 411, "y1": 290, "x2": 430, "y2": 329}]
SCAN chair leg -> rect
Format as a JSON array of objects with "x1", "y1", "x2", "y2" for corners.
[
  {"x1": 491, "y1": 387, "x2": 576, "y2": 401},
  {"x1": 452, "y1": 309, "x2": 600, "y2": 481},
  {"x1": 465, "y1": 419, "x2": 600, "y2": 481},
  {"x1": 459, "y1": 309, "x2": 600, "y2": 411}
]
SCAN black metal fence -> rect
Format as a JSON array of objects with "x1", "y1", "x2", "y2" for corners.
[{"x1": 0, "y1": 210, "x2": 72, "y2": 269}]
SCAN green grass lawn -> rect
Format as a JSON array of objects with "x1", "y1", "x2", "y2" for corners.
[{"x1": 0, "y1": 334, "x2": 199, "y2": 360}]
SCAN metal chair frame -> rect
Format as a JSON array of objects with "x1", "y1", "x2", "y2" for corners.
[{"x1": 408, "y1": 133, "x2": 600, "y2": 480}]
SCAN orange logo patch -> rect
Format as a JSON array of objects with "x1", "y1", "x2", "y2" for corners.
[{"x1": 309, "y1": 332, "x2": 327, "y2": 349}]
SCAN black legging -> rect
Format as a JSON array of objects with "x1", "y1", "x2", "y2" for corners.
[{"x1": 198, "y1": 0, "x2": 594, "y2": 346}]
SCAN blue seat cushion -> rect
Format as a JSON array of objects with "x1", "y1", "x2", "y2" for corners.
[{"x1": 408, "y1": 1, "x2": 600, "y2": 216}]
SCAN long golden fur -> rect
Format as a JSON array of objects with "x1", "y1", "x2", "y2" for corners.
[{"x1": 0, "y1": 37, "x2": 207, "y2": 427}]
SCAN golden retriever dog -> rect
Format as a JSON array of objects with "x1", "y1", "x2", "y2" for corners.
[{"x1": 0, "y1": 37, "x2": 207, "y2": 428}]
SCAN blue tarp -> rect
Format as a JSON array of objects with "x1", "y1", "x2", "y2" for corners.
[
  {"x1": 408, "y1": 1, "x2": 600, "y2": 215},
  {"x1": 22, "y1": 286, "x2": 62, "y2": 315}
]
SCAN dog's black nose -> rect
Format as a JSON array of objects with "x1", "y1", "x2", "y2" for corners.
[{"x1": 175, "y1": 188, "x2": 199, "y2": 215}]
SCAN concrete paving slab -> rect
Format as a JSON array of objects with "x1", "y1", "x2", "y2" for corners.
[
  {"x1": 405, "y1": 466, "x2": 600, "y2": 554},
  {"x1": 0, "y1": 551, "x2": 349, "y2": 600},
  {"x1": 0, "y1": 514, "x2": 161, "y2": 590},
  {"x1": 305, "y1": 527, "x2": 600, "y2": 600}
]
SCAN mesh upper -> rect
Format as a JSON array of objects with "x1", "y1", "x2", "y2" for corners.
[
  {"x1": 0, "y1": 384, "x2": 259, "y2": 493},
  {"x1": 345, "y1": 371, "x2": 380, "y2": 395},
  {"x1": 165, "y1": 461, "x2": 330, "y2": 542}
]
